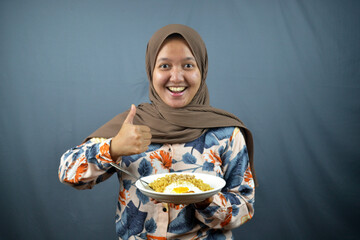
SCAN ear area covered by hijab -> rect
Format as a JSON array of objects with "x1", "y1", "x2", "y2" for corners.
[{"x1": 86, "y1": 24, "x2": 257, "y2": 186}]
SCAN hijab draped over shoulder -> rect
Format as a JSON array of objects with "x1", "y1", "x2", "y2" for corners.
[{"x1": 86, "y1": 24, "x2": 257, "y2": 185}]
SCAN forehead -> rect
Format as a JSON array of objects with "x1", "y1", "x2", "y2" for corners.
[{"x1": 156, "y1": 37, "x2": 194, "y2": 59}]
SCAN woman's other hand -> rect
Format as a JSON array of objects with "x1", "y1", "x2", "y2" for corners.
[
  {"x1": 193, "y1": 197, "x2": 213, "y2": 209},
  {"x1": 110, "y1": 104, "x2": 152, "y2": 159},
  {"x1": 150, "y1": 196, "x2": 213, "y2": 209}
]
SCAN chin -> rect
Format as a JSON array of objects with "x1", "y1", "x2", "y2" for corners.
[
  {"x1": 168, "y1": 104, "x2": 184, "y2": 108},
  {"x1": 165, "y1": 102, "x2": 187, "y2": 108}
]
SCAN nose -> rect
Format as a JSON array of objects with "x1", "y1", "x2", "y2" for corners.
[{"x1": 170, "y1": 67, "x2": 184, "y2": 82}]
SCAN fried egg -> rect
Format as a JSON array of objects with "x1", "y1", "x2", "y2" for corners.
[{"x1": 163, "y1": 181, "x2": 203, "y2": 194}]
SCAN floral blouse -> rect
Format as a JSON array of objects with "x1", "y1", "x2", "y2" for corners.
[{"x1": 59, "y1": 127, "x2": 255, "y2": 239}]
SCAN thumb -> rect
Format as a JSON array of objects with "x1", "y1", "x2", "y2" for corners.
[{"x1": 124, "y1": 104, "x2": 136, "y2": 124}]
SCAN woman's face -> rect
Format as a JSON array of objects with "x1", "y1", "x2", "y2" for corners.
[{"x1": 152, "y1": 37, "x2": 201, "y2": 108}]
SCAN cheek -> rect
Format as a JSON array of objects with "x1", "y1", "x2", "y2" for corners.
[
  {"x1": 189, "y1": 71, "x2": 201, "y2": 89},
  {"x1": 152, "y1": 72, "x2": 166, "y2": 89}
]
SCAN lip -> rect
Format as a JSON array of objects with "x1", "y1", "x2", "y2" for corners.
[
  {"x1": 167, "y1": 86, "x2": 187, "y2": 90},
  {"x1": 167, "y1": 88, "x2": 186, "y2": 97},
  {"x1": 166, "y1": 86, "x2": 187, "y2": 97}
]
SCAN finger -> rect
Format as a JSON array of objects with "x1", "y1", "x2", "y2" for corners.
[
  {"x1": 150, "y1": 198, "x2": 159, "y2": 204},
  {"x1": 139, "y1": 141, "x2": 151, "y2": 152},
  {"x1": 139, "y1": 125, "x2": 151, "y2": 132},
  {"x1": 194, "y1": 196, "x2": 213, "y2": 209},
  {"x1": 123, "y1": 104, "x2": 136, "y2": 124},
  {"x1": 142, "y1": 139, "x2": 151, "y2": 147},
  {"x1": 142, "y1": 132, "x2": 152, "y2": 140}
]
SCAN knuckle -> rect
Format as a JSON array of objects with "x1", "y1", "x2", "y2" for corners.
[
  {"x1": 131, "y1": 131, "x2": 140, "y2": 140},
  {"x1": 132, "y1": 127, "x2": 138, "y2": 134},
  {"x1": 135, "y1": 147, "x2": 142, "y2": 153}
]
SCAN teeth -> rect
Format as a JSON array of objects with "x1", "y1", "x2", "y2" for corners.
[{"x1": 168, "y1": 87, "x2": 186, "y2": 92}]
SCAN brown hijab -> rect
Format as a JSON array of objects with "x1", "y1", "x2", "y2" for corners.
[{"x1": 86, "y1": 24, "x2": 257, "y2": 185}]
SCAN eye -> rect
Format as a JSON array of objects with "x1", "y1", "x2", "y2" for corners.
[
  {"x1": 184, "y1": 63, "x2": 194, "y2": 69},
  {"x1": 159, "y1": 64, "x2": 170, "y2": 69}
]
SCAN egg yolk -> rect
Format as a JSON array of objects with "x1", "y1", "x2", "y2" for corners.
[{"x1": 173, "y1": 187, "x2": 189, "y2": 193}]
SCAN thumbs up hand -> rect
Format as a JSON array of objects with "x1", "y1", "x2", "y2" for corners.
[{"x1": 110, "y1": 104, "x2": 152, "y2": 159}]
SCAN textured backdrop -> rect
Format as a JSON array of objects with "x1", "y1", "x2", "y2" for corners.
[{"x1": 1, "y1": 0, "x2": 359, "y2": 239}]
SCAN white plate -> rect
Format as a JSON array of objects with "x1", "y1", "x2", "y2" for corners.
[{"x1": 135, "y1": 172, "x2": 226, "y2": 204}]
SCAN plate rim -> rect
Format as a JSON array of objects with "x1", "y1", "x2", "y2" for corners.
[{"x1": 135, "y1": 172, "x2": 226, "y2": 196}]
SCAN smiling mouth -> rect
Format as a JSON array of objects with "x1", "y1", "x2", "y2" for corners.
[{"x1": 167, "y1": 87, "x2": 186, "y2": 93}]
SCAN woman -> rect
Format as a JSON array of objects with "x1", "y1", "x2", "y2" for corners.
[{"x1": 59, "y1": 24, "x2": 256, "y2": 239}]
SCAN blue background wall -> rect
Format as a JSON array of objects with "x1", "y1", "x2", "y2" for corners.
[{"x1": 1, "y1": 0, "x2": 359, "y2": 239}]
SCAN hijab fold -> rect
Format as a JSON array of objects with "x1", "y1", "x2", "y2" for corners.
[{"x1": 86, "y1": 24, "x2": 257, "y2": 186}]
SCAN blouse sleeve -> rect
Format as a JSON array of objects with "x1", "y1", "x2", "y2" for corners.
[
  {"x1": 194, "y1": 127, "x2": 255, "y2": 229},
  {"x1": 58, "y1": 138, "x2": 117, "y2": 190}
]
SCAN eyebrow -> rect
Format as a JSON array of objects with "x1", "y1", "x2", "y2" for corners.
[{"x1": 157, "y1": 57, "x2": 196, "y2": 62}]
